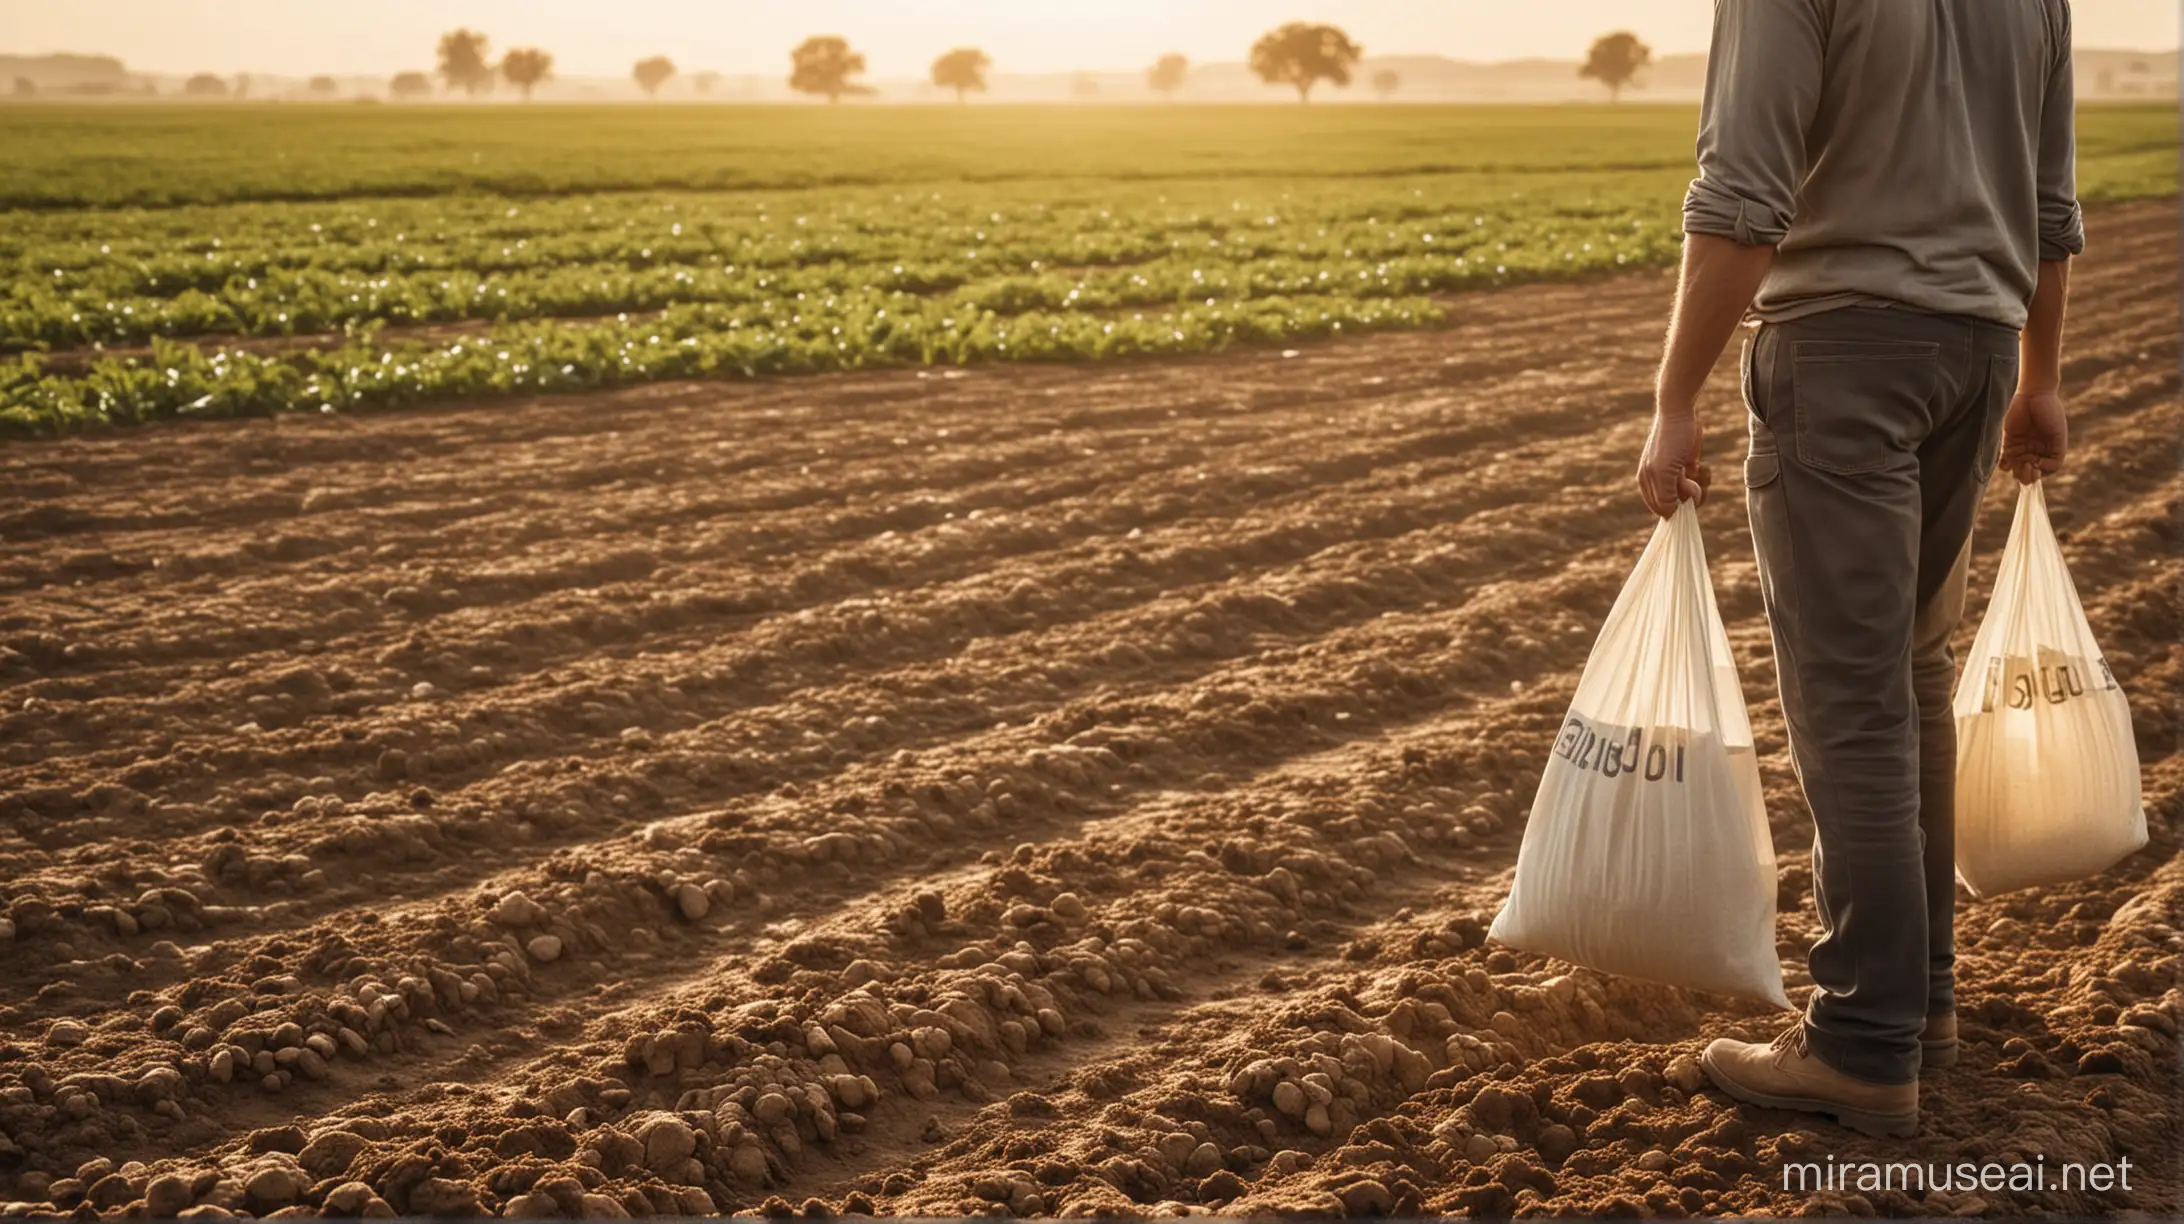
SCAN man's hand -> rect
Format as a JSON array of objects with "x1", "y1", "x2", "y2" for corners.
[
  {"x1": 1999, "y1": 388, "x2": 2067, "y2": 484},
  {"x1": 1637, "y1": 409, "x2": 1711, "y2": 519}
]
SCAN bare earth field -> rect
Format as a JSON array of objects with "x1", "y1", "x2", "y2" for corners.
[{"x1": 0, "y1": 200, "x2": 2175, "y2": 1219}]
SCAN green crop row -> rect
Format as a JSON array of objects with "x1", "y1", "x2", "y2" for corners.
[
  {"x1": 3, "y1": 222, "x2": 1676, "y2": 350},
  {"x1": 2, "y1": 292, "x2": 1445, "y2": 435},
  {"x1": 3, "y1": 173, "x2": 1680, "y2": 349}
]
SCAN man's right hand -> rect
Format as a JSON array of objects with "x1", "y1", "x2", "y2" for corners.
[
  {"x1": 1998, "y1": 388, "x2": 2067, "y2": 485},
  {"x1": 1636, "y1": 409, "x2": 1710, "y2": 519}
]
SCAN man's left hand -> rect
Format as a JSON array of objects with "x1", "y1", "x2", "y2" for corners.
[{"x1": 1637, "y1": 409, "x2": 1711, "y2": 518}]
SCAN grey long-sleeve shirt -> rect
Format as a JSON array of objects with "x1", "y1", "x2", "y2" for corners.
[{"x1": 1683, "y1": 0, "x2": 2083, "y2": 329}]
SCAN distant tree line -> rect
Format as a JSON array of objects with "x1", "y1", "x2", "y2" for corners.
[{"x1": 140, "y1": 24, "x2": 1660, "y2": 104}]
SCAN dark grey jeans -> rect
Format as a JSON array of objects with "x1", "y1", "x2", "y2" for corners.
[{"x1": 1741, "y1": 306, "x2": 2018, "y2": 1085}]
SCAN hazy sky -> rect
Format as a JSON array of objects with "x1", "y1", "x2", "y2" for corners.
[{"x1": 8, "y1": 0, "x2": 2177, "y2": 78}]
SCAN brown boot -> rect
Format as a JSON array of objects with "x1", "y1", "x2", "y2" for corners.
[
  {"x1": 1922, "y1": 1012, "x2": 1957, "y2": 1069},
  {"x1": 1700, "y1": 1024, "x2": 1918, "y2": 1138}
]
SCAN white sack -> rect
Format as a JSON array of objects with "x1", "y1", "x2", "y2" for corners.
[
  {"x1": 1490, "y1": 503, "x2": 1790, "y2": 1009},
  {"x1": 1953, "y1": 481, "x2": 2145, "y2": 897}
]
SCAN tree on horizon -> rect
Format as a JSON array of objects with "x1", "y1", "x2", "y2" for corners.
[
  {"x1": 437, "y1": 29, "x2": 493, "y2": 97},
  {"x1": 633, "y1": 56, "x2": 676, "y2": 99},
  {"x1": 1372, "y1": 68, "x2": 1399, "y2": 100},
  {"x1": 501, "y1": 48, "x2": 553, "y2": 101},
  {"x1": 1579, "y1": 31, "x2": 1652, "y2": 101},
  {"x1": 307, "y1": 75, "x2": 338, "y2": 98},
  {"x1": 789, "y1": 36, "x2": 870, "y2": 102},
  {"x1": 389, "y1": 71, "x2": 432, "y2": 101},
  {"x1": 693, "y1": 70, "x2": 722, "y2": 96},
  {"x1": 1248, "y1": 23, "x2": 1362, "y2": 103},
  {"x1": 1148, "y1": 53, "x2": 1189, "y2": 98},
  {"x1": 931, "y1": 47, "x2": 991, "y2": 103},
  {"x1": 182, "y1": 73, "x2": 229, "y2": 98}
]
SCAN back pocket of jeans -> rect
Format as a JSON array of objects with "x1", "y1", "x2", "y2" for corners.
[{"x1": 1789, "y1": 340, "x2": 1941, "y2": 476}]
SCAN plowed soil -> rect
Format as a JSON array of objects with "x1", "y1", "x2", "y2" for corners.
[{"x1": 0, "y1": 199, "x2": 2176, "y2": 1220}]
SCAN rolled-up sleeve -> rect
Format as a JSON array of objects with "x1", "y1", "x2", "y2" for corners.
[
  {"x1": 2036, "y1": 2, "x2": 2085, "y2": 259},
  {"x1": 1682, "y1": 0, "x2": 1827, "y2": 247}
]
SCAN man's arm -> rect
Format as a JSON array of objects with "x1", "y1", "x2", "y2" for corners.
[
  {"x1": 2000, "y1": 258, "x2": 2070, "y2": 484},
  {"x1": 2002, "y1": 3, "x2": 2082, "y2": 486},
  {"x1": 1639, "y1": 236, "x2": 1775, "y2": 517},
  {"x1": 1642, "y1": 0, "x2": 1823, "y2": 517}
]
